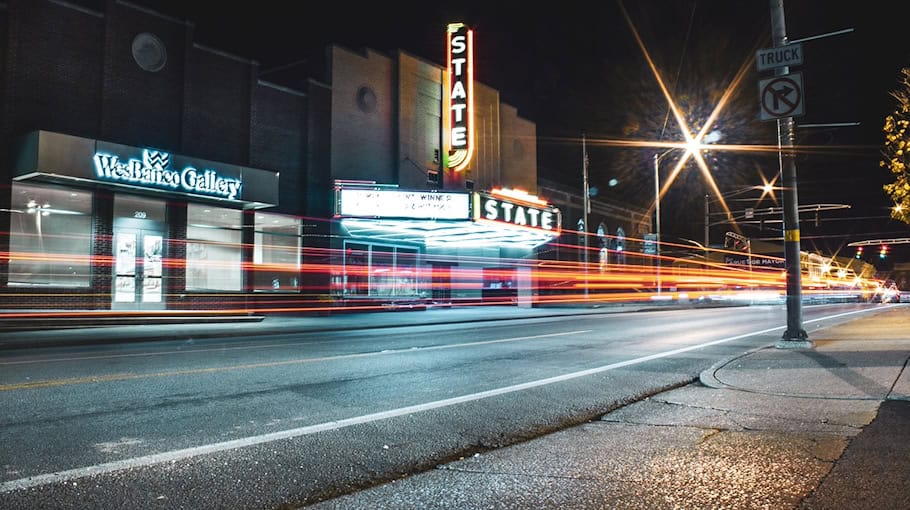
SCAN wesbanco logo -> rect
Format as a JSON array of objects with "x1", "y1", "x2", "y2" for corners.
[{"x1": 93, "y1": 149, "x2": 242, "y2": 200}]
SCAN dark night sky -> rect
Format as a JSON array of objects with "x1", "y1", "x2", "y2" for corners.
[{"x1": 125, "y1": 0, "x2": 910, "y2": 264}]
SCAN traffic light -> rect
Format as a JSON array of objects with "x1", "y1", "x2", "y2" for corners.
[
  {"x1": 856, "y1": 246, "x2": 863, "y2": 259},
  {"x1": 880, "y1": 245, "x2": 889, "y2": 259}
]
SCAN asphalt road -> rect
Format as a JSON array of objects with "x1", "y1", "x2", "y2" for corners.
[{"x1": 0, "y1": 303, "x2": 884, "y2": 509}]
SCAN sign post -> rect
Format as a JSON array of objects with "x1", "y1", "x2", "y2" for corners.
[
  {"x1": 763, "y1": 0, "x2": 810, "y2": 348},
  {"x1": 758, "y1": 73, "x2": 804, "y2": 121},
  {"x1": 756, "y1": 42, "x2": 803, "y2": 72}
]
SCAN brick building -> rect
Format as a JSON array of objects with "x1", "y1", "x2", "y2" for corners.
[{"x1": 0, "y1": 1, "x2": 562, "y2": 313}]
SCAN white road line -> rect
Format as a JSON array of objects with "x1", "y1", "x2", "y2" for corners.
[
  {"x1": 0, "y1": 330, "x2": 587, "y2": 366},
  {"x1": 0, "y1": 306, "x2": 882, "y2": 493}
]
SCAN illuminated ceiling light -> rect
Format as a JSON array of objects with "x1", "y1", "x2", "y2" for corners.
[
  {"x1": 334, "y1": 179, "x2": 380, "y2": 187},
  {"x1": 489, "y1": 187, "x2": 549, "y2": 206},
  {"x1": 339, "y1": 218, "x2": 557, "y2": 250}
]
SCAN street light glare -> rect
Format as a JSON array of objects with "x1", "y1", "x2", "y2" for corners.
[{"x1": 704, "y1": 130, "x2": 722, "y2": 144}]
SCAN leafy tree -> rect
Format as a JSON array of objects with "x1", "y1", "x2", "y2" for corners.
[{"x1": 882, "y1": 67, "x2": 910, "y2": 224}]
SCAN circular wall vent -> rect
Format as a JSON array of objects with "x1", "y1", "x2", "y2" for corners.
[
  {"x1": 132, "y1": 33, "x2": 167, "y2": 72},
  {"x1": 356, "y1": 86, "x2": 377, "y2": 113}
]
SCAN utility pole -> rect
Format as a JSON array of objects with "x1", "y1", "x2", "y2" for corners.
[
  {"x1": 704, "y1": 194, "x2": 710, "y2": 258},
  {"x1": 653, "y1": 153, "x2": 661, "y2": 296},
  {"x1": 770, "y1": 0, "x2": 810, "y2": 348},
  {"x1": 582, "y1": 133, "x2": 590, "y2": 298}
]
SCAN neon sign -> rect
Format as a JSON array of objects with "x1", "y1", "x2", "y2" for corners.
[
  {"x1": 473, "y1": 190, "x2": 561, "y2": 233},
  {"x1": 93, "y1": 149, "x2": 242, "y2": 200},
  {"x1": 446, "y1": 22, "x2": 474, "y2": 172}
]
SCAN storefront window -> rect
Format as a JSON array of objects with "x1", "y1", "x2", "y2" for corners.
[
  {"x1": 371, "y1": 245, "x2": 394, "y2": 297},
  {"x1": 344, "y1": 242, "x2": 370, "y2": 296},
  {"x1": 253, "y1": 212, "x2": 301, "y2": 292},
  {"x1": 185, "y1": 204, "x2": 242, "y2": 291},
  {"x1": 8, "y1": 183, "x2": 92, "y2": 287},
  {"x1": 396, "y1": 248, "x2": 418, "y2": 296},
  {"x1": 342, "y1": 242, "x2": 419, "y2": 298}
]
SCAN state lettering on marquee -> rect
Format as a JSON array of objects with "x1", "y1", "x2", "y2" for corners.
[{"x1": 474, "y1": 192, "x2": 561, "y2": 233}]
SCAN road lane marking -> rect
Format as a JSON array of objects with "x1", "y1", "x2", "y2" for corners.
[
  {"x1": 0, "y1": 330, "x2": 590, "y2": 391},
  {"x1": 0, "y1": 307, "x2": 882, "y2": 493},
  {"x1": 0, "y1": 341, "x2": 311, "y2": 365}
]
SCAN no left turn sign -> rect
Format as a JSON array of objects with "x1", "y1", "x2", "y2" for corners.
[{"x1": 758, "y1": 72, "x2": 804, "y2": 121}]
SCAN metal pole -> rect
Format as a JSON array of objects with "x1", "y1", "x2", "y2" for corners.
[
  {"x1": 583, "y1": 134, "x2": 589, "y2": 298},
  {"x1": 748, "y1": 239, "x2": 753, "y2": 274},
  {"x1": 653, "y1": 153, "x2": 661, "y2": 295},
  {"x1": 704, "y1": 194, "x2": 710, "y2": 257},
  {"x1": 770, "y1": 0, "x2": 810, "y2": 348}
]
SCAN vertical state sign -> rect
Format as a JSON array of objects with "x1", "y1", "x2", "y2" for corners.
[{"x1": 446, "y1": 23, "x2": 474, "y2": 172}]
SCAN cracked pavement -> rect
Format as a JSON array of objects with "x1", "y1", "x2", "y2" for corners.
[{"x1": 304, "y1": 383, "x2": 869, "y2": 510}]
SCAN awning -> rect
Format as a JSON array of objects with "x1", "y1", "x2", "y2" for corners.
[{"x1": 13, "y1": 131, "x2": 279, "y2": 209}]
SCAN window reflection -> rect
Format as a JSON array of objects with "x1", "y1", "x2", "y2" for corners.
[
  {"x1": 8, "y1": 183, "x2": 92, "y2": 287},
  {"x1": 253, "y1": 212, "x2": 301, "y2": 292},
  {"x1": 185, "y1": 204, "x2": 242, "y2": 291},
  {"x1": 343, "y1": 242, "x2": 419, "y2": 298}
]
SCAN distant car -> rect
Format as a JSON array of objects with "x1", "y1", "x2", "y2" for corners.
[{"x1": 872, "y1": 282, "x2": 900, "y2": 303}]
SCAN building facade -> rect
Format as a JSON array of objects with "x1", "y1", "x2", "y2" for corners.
[{"x1": 0, "y1": 1, "x2": 561, "y2": 313}]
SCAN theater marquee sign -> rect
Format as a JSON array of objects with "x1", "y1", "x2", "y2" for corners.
[
  {"x1": 336, "y1": 187, "x2": 471, "y2": 220},
  {"x1": 473, "y1": 190, "x2": 561, "y2": 233},
  {"x1": 445, "y1": 22, "x2": 474, "y2": 172}
]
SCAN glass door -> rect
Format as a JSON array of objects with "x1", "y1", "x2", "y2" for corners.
[
  {"x1": 113, "y1": 229, "x2": 165, "y2": 309},
  {"x1": 142, "y1": 233, "x2": 163, "y2": 304},
  {"x1": 114, "y1": 231, "x2": 137, "y2": 304}
]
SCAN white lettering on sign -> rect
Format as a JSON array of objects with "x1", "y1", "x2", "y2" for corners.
[
  {"x1": 481, "y1": 197, "x2": 556, "y2": 231},
  {"x1": 446, "y1": 23, "x2": 473, "y2": 171},
  {"x1": 756, "y1": 43, "x2": 803, "y2": 72},
  {"x1": 93, "y1": 149, "x2": 242, "y2": 200},
  {"x1": 339, "y1": 188, "x2": 471, "y2": 220}
]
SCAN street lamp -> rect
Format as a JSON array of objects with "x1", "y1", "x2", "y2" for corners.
[
  {"x1": 651, "y1": 133, "x2": 721, "y2": 296},
  {"x1": 653, "y1": 150, "x2": 675, "y2": 296}
]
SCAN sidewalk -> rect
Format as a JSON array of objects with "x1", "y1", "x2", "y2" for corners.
[{"x1": 300, "y1": 306, "x2": 910, "y2": 510}]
